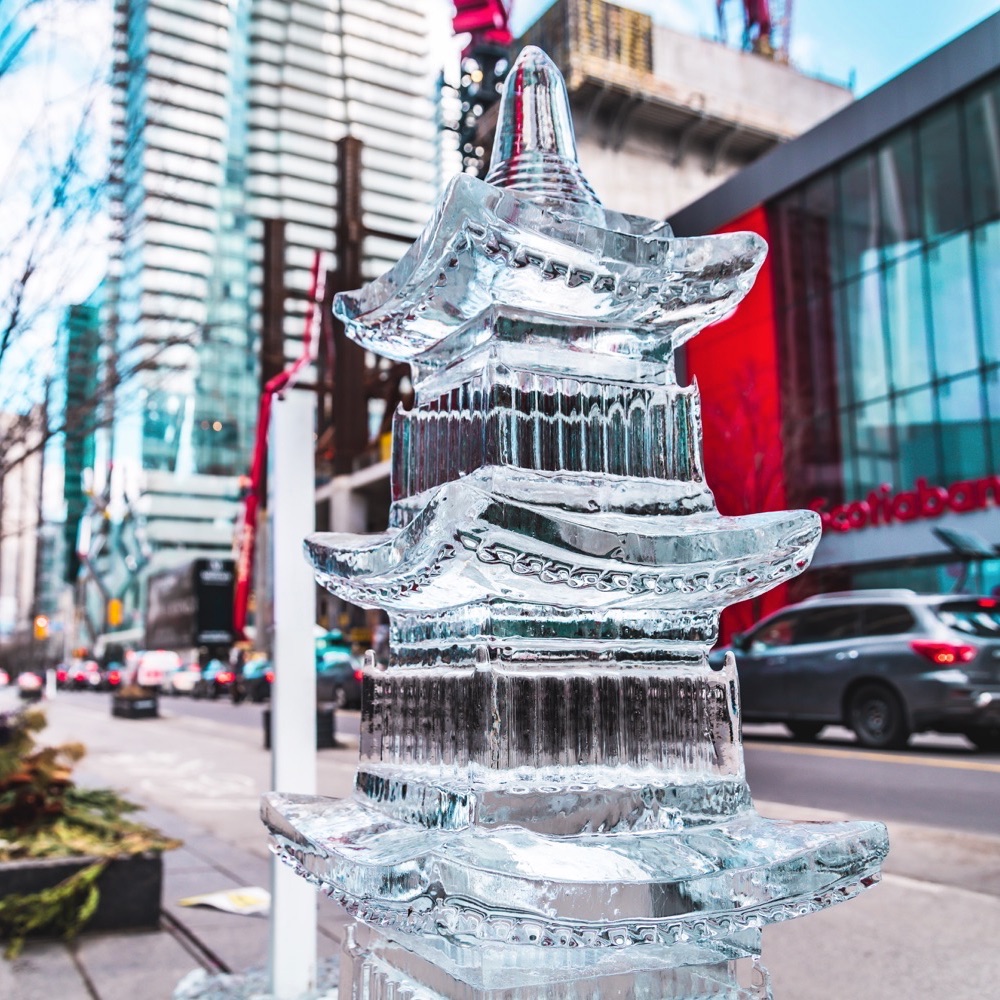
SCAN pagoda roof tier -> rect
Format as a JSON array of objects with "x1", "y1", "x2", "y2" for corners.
[
  {"x1": 305, "y1": 477, "x2": 820, "y2": 615},
  {"x1": 332, "y1": 47, "x2": 766, "y2": 392},
  {"x1": 264, "y1": 790, "x2": 887, "y2": 949},
  {"x1": 333, "y1": 174, "x2": 765, "y2": 388}
]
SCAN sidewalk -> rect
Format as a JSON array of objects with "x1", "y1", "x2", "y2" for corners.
[
  {"x1": 0, "y1": 796, "x2": 351, "y2": 1000},
  {"x1": 2, "y1": 694, "x2": 1000, "y2": 998}
]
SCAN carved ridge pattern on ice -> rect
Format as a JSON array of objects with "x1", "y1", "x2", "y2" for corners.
[
  {"x1": 332, "y1": 176, "x2": 766, "y2": 379},
  {"x1": 391, "y1": 372, "x2": 707, "y2": 500},
  {"x1": 305, "y1": 482, "x2": 820, "y2": 612}
]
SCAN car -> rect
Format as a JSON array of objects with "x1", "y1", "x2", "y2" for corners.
[
  {"x1": 239, "y1": 659, "x2": 273, "y2": 703},
  {"x1": 0, "y1": 668, "x2": 9, "y2": 686},
  {"x1": 55, "y1": 663, "x2": 69, "y2": 688},
  {"x1": 316, "y1": 646, "x2": 363, "y2": 709},
  {"x1": 714, "y1": 589, "x2": 1000, "y2": 751},
  {"x1": 67, "y1": 660, "x2": 102, "y2": 690},
  {"x1": 165, "y1": 661, "x2": 201, "y2": 696},
  {"x1": 17, "y1": 671, "x2": 44, "y2": 701},
  {"x1": 101, "y1": 663, "x2": 124, "y2": 691},
  {"x1": 191, "y1": 659, "x2": 235, "y2": 699},
  {"x1": 126, "y1": 650, "x2": 180, "y2": 690}
]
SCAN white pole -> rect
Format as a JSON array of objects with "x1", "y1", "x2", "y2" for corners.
[{"x1": 268, "y1": 390, "x2": 318, "y2": 999}]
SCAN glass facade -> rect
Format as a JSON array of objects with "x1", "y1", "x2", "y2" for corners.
[
  {"x1": 111, "y1": 0, "x2": 255, "y2": 481},
  {"x1": 770, "y1": 73, "x2": 1000, "y2": 512}
]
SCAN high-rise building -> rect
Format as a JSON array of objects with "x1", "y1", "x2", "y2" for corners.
[{"x1": 104, "y1": 0, "x2": 444, "y2": 627}]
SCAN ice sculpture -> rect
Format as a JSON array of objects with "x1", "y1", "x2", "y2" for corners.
[{"x1": 263, "y1": 47, "x2": 888, "y2": 998}]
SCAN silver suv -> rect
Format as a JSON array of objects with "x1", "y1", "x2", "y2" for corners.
[{"x1": 717, "y1": 590, "x2": 1000, "y2": 751}]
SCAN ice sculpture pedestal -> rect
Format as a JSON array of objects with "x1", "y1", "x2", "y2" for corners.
[
  {"x1": 342, "y1": 920, "x2": 772, "y2": 998},
  {"x1": 262, "y1": 46, "x2": 888, "y2": 999}
]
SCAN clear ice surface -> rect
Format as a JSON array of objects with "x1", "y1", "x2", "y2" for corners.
[{"x1": 263, "y1": 46, "x2": 888, "y2": 998}]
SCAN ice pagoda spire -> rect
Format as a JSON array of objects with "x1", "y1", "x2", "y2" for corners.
[{"x1": 485, "y1": 45, "x2": 601, "y2": 209}]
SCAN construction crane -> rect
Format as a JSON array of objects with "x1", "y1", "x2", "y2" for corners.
[
  {"x1": 716, "y1": 0, "x2": 793, "y2": 62},
  {"x1": 452, "y1": 1, "x2": 514, "y2": 175}
]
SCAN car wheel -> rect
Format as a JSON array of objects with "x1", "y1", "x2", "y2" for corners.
[
  {"x1": 848, "y1": 683, "x2": 909, "y2": 749},
  {"x1": 786, "y1": 721, "x2": 824, "y2": 742},
  {"x1": 966, "y1": 726, "x2": 1000, "y2": 753}
]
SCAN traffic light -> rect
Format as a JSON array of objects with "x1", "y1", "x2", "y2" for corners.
[
  {"x1": 108, "y1": 598, "x2": 123, "y2": 628},
  {"x1": 33, "y1": 615, "x2": 49, "y2": 640}
]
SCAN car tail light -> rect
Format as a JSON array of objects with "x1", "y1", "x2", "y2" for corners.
[
  {"x1": 108, "y1": 670, "x2": 120, "y2": 685},
  {"x1": 56, "y1": 669, "x2": 67, "y2": 682},
  {"x1": 265, "y1": 671, "x2": 274, "y2": 683},
  {"x1": 910, "y1": 640, "x2": 976, "y2": 665},
  {"x1": 353, "y1": 669, "x2": 363, "y2": 681},
  {"x1": 979, "y1": 598, "x2": 998, "y2": 608},
  {"x1": 217, "y1": 671, "x2": 234, "y2": 684}
]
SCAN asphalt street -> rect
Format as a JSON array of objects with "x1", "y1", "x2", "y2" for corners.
[{"x1": 148, "y1": 691, "x2": 1000, "y2": 836}]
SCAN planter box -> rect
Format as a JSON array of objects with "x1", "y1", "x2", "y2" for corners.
[
  {"x1": 112, "y1": 693, "x2": 159, "y2": 719},
  {"x1": 263, "y1": 707, "x2": 336, "y2": 750},
  {"x1": 0, "y1": 852, "x2": 163, "y2": 933}
]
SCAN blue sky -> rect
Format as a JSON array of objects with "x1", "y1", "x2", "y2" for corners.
[{"x1": 511, "y1": 0, "x2": 1000, "y2": 96}]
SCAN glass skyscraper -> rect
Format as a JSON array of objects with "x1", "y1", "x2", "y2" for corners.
[{"x1": 107, "y1": 0, "x2": 443, "y2": 581}]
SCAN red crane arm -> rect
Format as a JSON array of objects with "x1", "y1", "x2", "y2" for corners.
[{"x1": 233, "y1": 252, "x2": 323, "y2": 640}]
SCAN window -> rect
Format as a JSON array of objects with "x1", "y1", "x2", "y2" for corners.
[
  {"x1": 937, "y1": 375, "x2": 988, "y2": 483},
  {"x1": 935, "y1": 600, "x2": 1000, "y2": 637},
  {"x1": 927, "y1": 234, "x2": 979, "y2": 379},
  {"x1": 964, "y1": 81, "x2": 1000, "y2": 228},
  {"x1": 919, "y1": 104, "x2": 969, "y2": 241},
  {"x1": 973, "y1": 221, "x2": 1000, "y2": 366},
  {"x1": 838, "y1": 153, "x2": 879, "y2": 280},
  {"x1": 883, "y1": 251, "x2": 931, "y2": 391},
  {"x1": 861, "y1": 605, "x2": 916, "y2": 636},
  {"x1": 751, "y1": 615, "x2": 797, "y2": 649},
  {"x1": 877, "y1": 130, "x2": 922, "y2": 260},
  {"x1": 895, "y1": 387, "x2": 941, "y2": 486},
  {"x1": 793, "y1": 606, "x2": 861, "y2": 643}
]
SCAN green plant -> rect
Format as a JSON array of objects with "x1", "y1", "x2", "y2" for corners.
[
  {"x1": 0, "y1": 860, "x2": 105, "y2": 957},
  {"x1": 0, "y1": 708, "x2": 180, "y2": 956}
]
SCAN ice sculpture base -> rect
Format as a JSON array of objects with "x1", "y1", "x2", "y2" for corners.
[
  {"x1": 341, "y1": 919, "x2": 774, "y2": 999},
  {"x1": 264, "y1": 792, "x2": 887, "y2": 948}
]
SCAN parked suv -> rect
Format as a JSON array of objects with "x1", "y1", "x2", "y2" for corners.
[{"x1": 714, "y1": 590, "x2": 1000, "y2": 751}]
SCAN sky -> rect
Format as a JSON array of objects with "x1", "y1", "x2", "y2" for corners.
[{"x1": 511, "y1": 0, "x2": 1000, "y2": 96}]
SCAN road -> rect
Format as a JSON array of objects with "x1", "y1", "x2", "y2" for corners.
[
  {"x1": 743, "y1": 724, "x2": 1000, "y2": 837},
  {"x1": 45, "y1": 690, "x2": 1000, "y2": 837}
]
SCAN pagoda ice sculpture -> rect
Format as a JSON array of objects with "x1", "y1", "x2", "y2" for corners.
[{"x1": 263, "y1": 47, "x2": 888, "y2": 998}]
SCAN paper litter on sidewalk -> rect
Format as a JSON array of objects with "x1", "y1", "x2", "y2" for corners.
[{"x1": 178, "y1": 886, "x2": 271, "y2": 916}]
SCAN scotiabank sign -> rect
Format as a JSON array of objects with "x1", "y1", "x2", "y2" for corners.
[{"x1": 810, "y1": 476, "x2": 1000, "y2": 533}]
